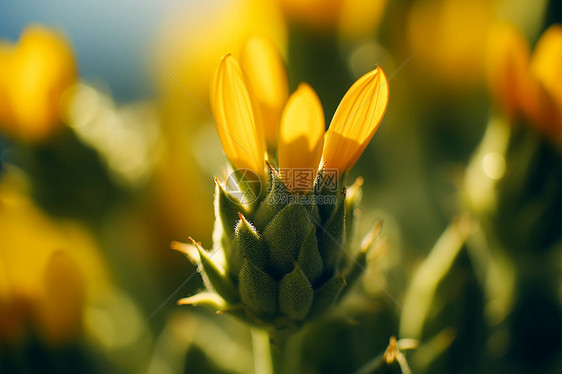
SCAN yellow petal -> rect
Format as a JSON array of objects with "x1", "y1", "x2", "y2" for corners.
[
  {"x1": 484, "y1": 23, "x2": 530, "y2": 119},
  {"x1": 278, "y1": 83, "x2": 325, "y2": 192},
  {"x1": 529, "y1": 24, "x2": 562, "y2": 131},
  {"x1": 322, "y1": 67, "x2": 389, "y2": 174},
  {"x1": 210, "y1": 54, "x2": 266, "y2": 177},
  {"x1": 239, "y1": 35, "x2": 289, "y2": 147}
]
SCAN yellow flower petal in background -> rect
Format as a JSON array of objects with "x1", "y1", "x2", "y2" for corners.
[
  {"x1": 531, "y1": 25, "x2": 562, "y2": 99},
  {"x1": 322, "y1": 67, "x2": 389, "y2": 174},
  {"x1": 518, "y1": 74, "x2": 559, "y2": 135},
  {"x1": 38, "y1": 251, "x2": 84, "y2": 345},
  {"x1": 278, "y1": 0, "x2": 342, "y2": 32},
  {"x1": 407, "y1": 0, "x2": 493, "y2": 88},
  {"x1": 483, "y1": 22, "x2": 562, "y2": 138},
  {"x1": 239, "y1": 35, "x2": 289, "y2": 148},
  {"x1": 0, "y1": 42, "x2": 14, "y2": 126},
  {"x1": 529, "y1": 24, "x2": 562, "y2": 132},
  {"x1": 277, "y1": 0, "x2": 386, "y2": 40},
  {"x1": 485, "y1": 23, "x2": 530, "y2": 119},
  {"x1": 153, "y1": 0, "x2": 286, "y2": 125},
  {"x1": 0, "y1": 172, "x2": 109, "y2": 345},
  {"x1": 211, "y1": 54, "x2": 266, "y2": 176},
  {"x1": 338, "y1": 0, "x2": 386, "y2": 42},
  {"x1": 278, "y1": 83, "x2": 325, "y2": 191},
  {"x1": 0, "y1": 26, "x2": 76, "y2": 143}
]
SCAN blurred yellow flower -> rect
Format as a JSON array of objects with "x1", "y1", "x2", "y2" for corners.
[
  {"x1": 277, "y1": 0, "x2": 386, "y2": 40},
  {"x1": 485, "y1": 23, "x2": 530, "y2": 119},
  {"x1": 210, "y1": 36, "x2": 389, "y2": 187},
  {"x1": 486, "y1": 23, "x2": 562, "y2": 138},
  {"x1": 0, "y1": 42, "x2": 12, "y2": 126},
  {"x1": 408, "y1": 0, "x2": 494, "y2": 87},
  {"x1": 0, "y1": 172, "x2": 109, "y2": 345},
  {"x1": 0, "y1": 26, "x2": 76, "y2": 142},
  {"x1": 527, "y1": 24, "x2": 562, "y2": 135},
  {"x1": 153, "y1": 0, "x2": 286, "y2": 123},
  {"x1": 277, "y1": 0, "x2": 342, "y2": 31},
  {"x1": 338, "y1": 0, "x2": 387, "y2": 42}
]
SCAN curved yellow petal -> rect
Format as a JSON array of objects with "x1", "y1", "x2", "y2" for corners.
[
  {"x1": 322, "y1": 67, "x2": 389, "y2": 174},
  {"x1": 485, "y1": 23, "x2": 530, "y2": 119},
  {"x1": 239, "y1": 35, "x2": 289, "y2": 147},
  {"x1": 210, "y1": 54, "x2": 266, "y2": 177},
  {"x1": 529, "y1": 24, "x2": 562, "y2": 131},
  {"x1": 278, "y1": 83, "x2": 325, "y2": 192}
]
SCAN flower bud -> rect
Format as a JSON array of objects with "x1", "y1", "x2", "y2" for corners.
[{"x1": 179, "y1": 167, "x2": 380, "y2": 336}]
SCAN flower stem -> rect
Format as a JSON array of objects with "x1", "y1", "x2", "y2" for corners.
[{"x1": 251, "y1": 327, "x2": 274, "y2": 374}]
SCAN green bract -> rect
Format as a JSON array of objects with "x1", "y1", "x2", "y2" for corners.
[{"x1": 178, "y1": 167, "x2": 380, "y2": 338}]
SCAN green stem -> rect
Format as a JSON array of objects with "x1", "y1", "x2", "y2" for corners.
[{"x1": 251, "y1": 328, "x2": 274, "y2": 374}]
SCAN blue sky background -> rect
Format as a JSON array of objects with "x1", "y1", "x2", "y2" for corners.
[{"x1": 0, "y1": 0, "x2": 189, "y2": 101}]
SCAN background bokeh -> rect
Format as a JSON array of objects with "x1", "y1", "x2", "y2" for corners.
[{"x1": 1, "y1": 0, "x2": 561, "y2": 373}]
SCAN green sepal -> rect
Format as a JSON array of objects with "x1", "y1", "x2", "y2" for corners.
[
  {"x1": 252, "y1": 164, "x2": 291, "y2": 231},
  {"x1": 316, "y1": 168, "x2": 344, "y2": 224},
  {"x1": 298, "y1": 224, "x2": 323, "y2": 284},
  {"x1": 301, "y1": 169, "x2": 324, "y2": 215},
  {"x1": 236, "y1": 213, "x2": 268, "y2": 270},
  {"x1": 190, "y1": 238, "x2": 239, "y2": 304},
  {"x1": 301, "y1": 183, "x2": 321, "y2": 226},
  {"x1": 238, "y1": 259, "x2": 278, "y2": 318},
  {"x1": 344, "y1": 177, "x2": 363, "y2": 248},
  {"x1": 170, "y1": 241, "x2": 200, "y2": 266},
  {"x1": 279, "y1": 264, "x2": 314, "y2": 320},
  {"x1": 228, "y1": 166, "x2": 262, "y2": 211},
  {"x1": 214, "y1": 177, "x2": 245, "y2": 276},
  {"x1": 214, "y1": 177, "x2": 246, "y2": 236},
  {"x1": 317, "y1": 188, "x2": 347, "y2": 274},
  {"x1": 309, "y1": 275, "x2": 347, "y2": 318},
  {"x1": 263, "y1": 203, "x2": 311, "y2": 278},
  {"x1": 224, "y1": 239, "x2": 242, "y2": 279},
  {"x1": 177, "y1": 292, "x2": 228, "y2": 311}
]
